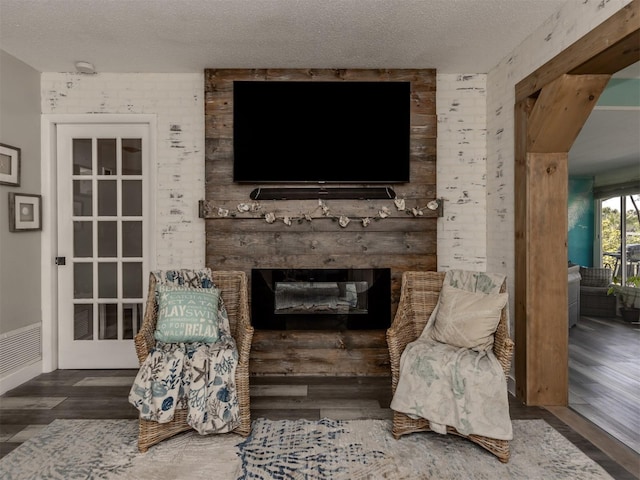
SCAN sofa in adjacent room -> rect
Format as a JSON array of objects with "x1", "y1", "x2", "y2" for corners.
[
  {"x1": 568, "y1": 264, "x2": 581, "y2": 328},
  {"x1": 579, "y1": 266, "x2": 617, "y2": 318}
]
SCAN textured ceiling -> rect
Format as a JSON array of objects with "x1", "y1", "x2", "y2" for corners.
[{"x1": 0, "y1": 0, "x2": 570, "y2": 74}]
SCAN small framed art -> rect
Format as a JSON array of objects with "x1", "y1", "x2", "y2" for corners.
[
  {"x1": 0, "y1": 143, "x2": 21, "y2": 186},
  {"x1": 8, "y1": 193, "x2": 42, "y2": 232}
]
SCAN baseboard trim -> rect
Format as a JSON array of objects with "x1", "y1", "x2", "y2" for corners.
[
  {"x1": 0, "y1": 360, "x2": 42, "y2": 396},
  {"x1": 545, "y1": 405, "x2": 640, "y2": 478}
]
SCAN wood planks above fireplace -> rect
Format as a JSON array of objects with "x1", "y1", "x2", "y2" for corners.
[{"x1": 203, "y1": 68, "x2": 438, "y2": 376}]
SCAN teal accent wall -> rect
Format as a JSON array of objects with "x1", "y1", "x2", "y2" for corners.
[
  {"x1": 568, "y1": 177, "x2": 594, "y2": 267},
  {"x1": 598, "y1": 78, "x2": 640, "y2": 107}
]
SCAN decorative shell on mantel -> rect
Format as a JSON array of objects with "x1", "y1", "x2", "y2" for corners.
[{"x1": 378, "y1": 206, "x2": 391, "y2": 218}]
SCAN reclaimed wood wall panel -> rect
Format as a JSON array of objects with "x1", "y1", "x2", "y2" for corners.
[
  {"x1": 204, "y1": 154, "x2": 437, "y2": 203},
  {"x1": 251, "y1": 330, "x2": 390, "y2": 376},
  {"x1": 204, "y1": 68, "x2": 437, "y2": 376},
  {"x1": 206, "y1": 231, "x2": 435, "y2": 257},
  {"x1": 200, "y1": 251, "x2": 436, "y2": 275},
  {"x1": 205, "y1": 218, "x2": 436, "y2": 233}
]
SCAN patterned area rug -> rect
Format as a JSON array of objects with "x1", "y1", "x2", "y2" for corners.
[{"x1": 0, "y1": 418, "x2": 613, "y2": 479}]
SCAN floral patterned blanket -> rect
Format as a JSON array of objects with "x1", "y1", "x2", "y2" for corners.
[
  {"x1": 389, "y1": 270, "x2": 513, "y2": 440},
  {"x1": 128, "y1": 335, "x2": 240, "y2": 435}
]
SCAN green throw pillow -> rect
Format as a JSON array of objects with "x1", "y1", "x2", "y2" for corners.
[{"x1": 154, "y1": 285, "x2": 221, "y2": 343}]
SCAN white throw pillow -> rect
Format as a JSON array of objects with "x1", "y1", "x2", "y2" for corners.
[{"x1": 432, "y1": 286, "x2": 508, "y2": 351}]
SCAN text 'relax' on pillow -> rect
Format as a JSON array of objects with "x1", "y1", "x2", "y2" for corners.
[
  {"x1": 154, "y1": 285, "x2": 221, "y2": 343},
  {"x1": 432, "y1": 287, "x2": 508, "y2": 351}
]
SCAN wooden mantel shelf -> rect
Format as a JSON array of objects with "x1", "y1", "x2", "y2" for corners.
[{"x1": 198, "y1": 199, "x2": 441, "y2": 220}]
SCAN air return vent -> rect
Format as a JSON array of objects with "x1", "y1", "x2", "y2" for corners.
[{"x1": 0, "y1": 324, "x2": 41, "y2": 377}]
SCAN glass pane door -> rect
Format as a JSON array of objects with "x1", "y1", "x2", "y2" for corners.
[
  {"x1": 57, "y1": 124, "x2": 150, "y2": 368},
  {"x1": 601, "y1": 194, "x2": 640, "y2": 282}
]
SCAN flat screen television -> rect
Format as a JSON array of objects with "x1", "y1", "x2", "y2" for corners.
[{"x1": 233, "y1": 81, "x2": 411, "y2": 184}]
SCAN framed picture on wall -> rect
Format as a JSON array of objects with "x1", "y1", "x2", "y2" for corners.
[
  {"x1": 0, "y1": 143, "x2": 21, "y2": 186},
  {"x1": 8, "y1": 192, "x2": 42, "y2": 232}
]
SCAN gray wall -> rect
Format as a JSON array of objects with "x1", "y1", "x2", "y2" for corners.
[
  {"x1": 594, "y1": 165, "x2": 640, "y2": 188},
  {"x1": 0, "y1": 50, "x2": 42, "y2": 335}
]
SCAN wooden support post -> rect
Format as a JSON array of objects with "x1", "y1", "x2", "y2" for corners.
[{"x1": 515, "y1": 74, "x2": 609, "y2": 405}]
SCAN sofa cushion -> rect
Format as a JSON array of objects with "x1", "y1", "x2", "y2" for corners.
[{"x1": 579, "y1": 267, "x2": 612, "y2": 288}]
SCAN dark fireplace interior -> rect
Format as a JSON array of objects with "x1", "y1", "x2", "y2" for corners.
[{"x1": 251, "y1": 268, "x2": 391, "y2": 330}]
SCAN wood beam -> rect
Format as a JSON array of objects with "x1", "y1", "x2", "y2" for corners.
[
  {"x1": 515, "y1": 96, "x2": 571, "y2": 405},
  {"x1": 516, "y1": 0, "x2": 640, "y2": 102},
  {"x1": 570, "y1": 30, "x2": 640, "y2": 75},
  {"x1": 527, "y1": 74, "x2": 611, "y2": 153},
  {"x1": 515, "y1": 74, "x2": 608, "y2": 405},
  {"x1": 515, "y1": 147, "x2": 570, "y2": 404},
  {"x1": 514, "y1": 99, "x2": 534, "y2": 403},
  {"x1": 526, "y1": 151, "x2": 569, "y2": 405}
]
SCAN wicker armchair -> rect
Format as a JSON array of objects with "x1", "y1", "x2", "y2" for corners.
[
  {"x1": 134, "y1": 270, "x2": 254, "y2": 452},
  {"x1": 386, "y1": 271, "x2": 515, "y2": 463}
]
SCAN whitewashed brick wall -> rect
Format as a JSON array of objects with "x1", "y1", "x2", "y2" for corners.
[
  {"x1": 436, "y1": 74, "x2": 488, "y2": 271},
  {"x1": 41, "y1": 73, "x2": 205, "y2": 269},
  {"x1": 484, "y1": 0, "x2": 631, "y2": 324}
]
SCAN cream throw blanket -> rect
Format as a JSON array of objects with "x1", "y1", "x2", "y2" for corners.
[{"x1": 390, "y1": 270, "x2": 513, "y2": 440}]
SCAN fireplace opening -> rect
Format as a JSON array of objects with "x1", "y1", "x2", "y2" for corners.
[{"x1": 251, "y1": 268, "x2": 391, "y2": 330}]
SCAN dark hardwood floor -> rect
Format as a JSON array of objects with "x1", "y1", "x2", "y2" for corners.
[
  {"x1": 1, "y1": 369, "x2": 639, "y2": 478},
  {"x1": 569, "y1": 314, "x2": 640, "y2": 455}
]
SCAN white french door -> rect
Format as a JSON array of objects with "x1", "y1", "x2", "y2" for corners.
[{"x1": 56, "y1": 124, "x2": 151, "y2": 368}]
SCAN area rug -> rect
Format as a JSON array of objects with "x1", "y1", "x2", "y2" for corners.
[{"x1": 0, "y1": 417, "x2": 613, "y2": 479}]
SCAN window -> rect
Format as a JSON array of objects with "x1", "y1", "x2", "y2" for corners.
[{"x1": 601, "y1": 193, "x2": 640, "y2": 284}]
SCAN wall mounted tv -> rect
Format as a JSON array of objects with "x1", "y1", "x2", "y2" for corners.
[{"x1": 233, "y1": 81, "x2": 411, "y2": 184}]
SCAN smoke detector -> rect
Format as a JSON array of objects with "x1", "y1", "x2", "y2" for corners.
[{"x1": 75, "y1": 61, "x2": 96, "y2": 74}]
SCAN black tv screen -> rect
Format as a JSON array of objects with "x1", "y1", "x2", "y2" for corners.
[{"x1": 233, "y1": 81, "x2": 410, "y2": 184}]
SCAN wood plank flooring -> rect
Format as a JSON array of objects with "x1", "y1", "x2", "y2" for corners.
[
  {"x1": 1, "y1": 371, "x2": 638, "y2": 478},
  {"x1": 569, "y1": 314, "x2": 640, "y2": 456}
]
